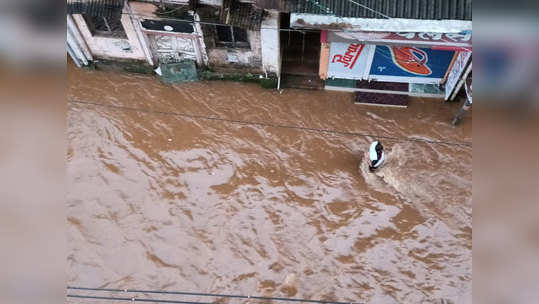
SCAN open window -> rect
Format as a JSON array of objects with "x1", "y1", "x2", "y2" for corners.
[
  {"x1": 83, "y1": 14, "x2": 127, "y2": 39},
  {"x1": 215, "y1": 25, "x2": 249, "y2": 49}
]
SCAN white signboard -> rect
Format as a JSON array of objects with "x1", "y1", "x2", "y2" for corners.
[
  {"x1": 328, "y1": 42, "x2": 373, "y2": 79},
  {"x1": 445, "y1": 51, "x2": 472, "y2": 100}
]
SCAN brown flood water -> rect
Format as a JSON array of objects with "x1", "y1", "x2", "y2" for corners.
[{"x1": 67, "y1": 62, "x2": 472, "y2": 304}]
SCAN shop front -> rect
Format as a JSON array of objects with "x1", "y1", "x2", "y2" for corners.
[{"x1": 322, "y1": 30, "x2": 472, "y2": 98}]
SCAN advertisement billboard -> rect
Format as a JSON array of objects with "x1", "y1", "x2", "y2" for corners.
[
  {"x1": 331, "y1": 31, "x2": 472, "y2": 51},
  {"x1": 445, "y1": 51, "x2": 472, "y2": 100},
  {"x1": 369, "y1": 46, "x2": 455, "y2": 84},
  {"x1": 327, "y1": 42, "x2": 373, "y2": 80}
]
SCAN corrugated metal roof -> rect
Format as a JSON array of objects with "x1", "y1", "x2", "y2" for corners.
[
  {"x1": 290, "y1": 0, "x2": 472, "y2": 20},
  {"x1": 67, "y1": 0, "x2": 124, "y2": 18}
]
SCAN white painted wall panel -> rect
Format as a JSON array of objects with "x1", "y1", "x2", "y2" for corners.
[
  {"x1": 72, "y1": 11, "x2": 147, "y2": 61},
  {"x1": 260, "y1": 10, "x2": 280, "y2": 74}
]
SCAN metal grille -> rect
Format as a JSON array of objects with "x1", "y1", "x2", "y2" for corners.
[
  {"x1": 83, "y1": 14, "x2": 128, "y2": 38},
  {"x1": 215, "y1": 25, "x2": 250, "y2": 49},
  {"x1": 221, "y1": 0, "x2": 265, "y2": 30},
  {"x1": 67, "y1": 0, "x2": 125, "y2": 18}
]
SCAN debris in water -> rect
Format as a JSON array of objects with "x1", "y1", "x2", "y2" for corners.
[{"x1": 280, "y1": 273, "x2": 298, "y2": 297}]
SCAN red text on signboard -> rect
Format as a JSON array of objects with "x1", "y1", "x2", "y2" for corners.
[{"x1": 332, "y1": 43, "x2": 365, "y2": 69}]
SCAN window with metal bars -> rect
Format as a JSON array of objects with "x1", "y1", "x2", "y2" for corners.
[
  {"x1": 215, "y1": 25, "x2": 250, "y2": 49},
  {"x1": 83, "y1": 14, "x2": 127, "y2": 39}
]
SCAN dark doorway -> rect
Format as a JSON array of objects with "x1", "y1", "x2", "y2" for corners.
[{"x1": 279, "y1": 13, "x2": 323, "y2": 89}]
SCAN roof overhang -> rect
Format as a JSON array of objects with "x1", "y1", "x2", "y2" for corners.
[
  {"x1": 291, "y1": 13, "x2": 472, "y2": 34},
  {"x1": 328, "y1": 31, "x2": 472, "y2": 52}
]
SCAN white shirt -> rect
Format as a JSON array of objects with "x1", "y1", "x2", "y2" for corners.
[{"x1": 369, "y1": 141, "x2": 384, "y2": 168}]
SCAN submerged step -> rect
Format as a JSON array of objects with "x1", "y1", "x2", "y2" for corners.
[{"x1": 355, "y1": 91, "x2": 409, "y2": 108}]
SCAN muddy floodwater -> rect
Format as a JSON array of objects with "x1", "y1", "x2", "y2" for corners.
[{"x1": 67, "y1": 63, "x2": 472, "y2": 304}]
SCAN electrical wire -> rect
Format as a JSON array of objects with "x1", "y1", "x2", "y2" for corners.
[
  {"x1": 92, "y1": 10, "x2": 394, "y2": 33},
  {"x1": 301, "y1": 0, "x2": 347, "y2": 25},
  {"x1": 123, "y1": 11, "x2": 325, "y2": 32},
  {"x1": 344, "y1": 0, "x2": 392, "y2": 19},
  {"x1": 67, "y1": 294, "x2": 215, "y2": 304},
  {"x1": 67, "y1": 286, "x2": 358, "y2": 304},
  {"x1": 68, "y1": 98, "x2": 472, "y2": 148}
]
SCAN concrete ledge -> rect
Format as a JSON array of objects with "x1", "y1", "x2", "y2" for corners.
[
  {"x1": 325, "y1": 85, "x2": 445, "y2": 99},
  {"x1": 354, "y1": 102, "x2": 408, "y2": 108},
  {"x1": 326, "y1": 85, "x2": 409, "y2": 95},
  {"x1": 92, "y1": 58, "x2": 155, "y2": 74},
  {"x1": 200, "y1": 70, "x2": 278, "y2": 89}
]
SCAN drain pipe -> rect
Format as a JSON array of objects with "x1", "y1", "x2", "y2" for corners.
[
  {"x1": 67, "y1": 28, "x2": 88, "y2": 66},
  {"x1": 277, "y1": 40, "x2": 283, "y2": 90},
  {"x1": 452, "y1": 81, "x2": 472, "y2": 126},
  {"x1": 67, "y1": 15, "x2": 92, "y2": 61},
  {"x1": 67, "y1": 44, "x2": 82, "y2": 68}
]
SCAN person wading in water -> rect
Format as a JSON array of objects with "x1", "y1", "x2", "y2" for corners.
[{"x1": 368, "y1": 141, "x2": 385, "y2": 172}]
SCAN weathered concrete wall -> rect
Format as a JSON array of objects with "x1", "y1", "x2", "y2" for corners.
[
  {"x1": 206, "y1": 30, "x2": 263, "y2": 72},
  {"x1": 260, "y1": 10, "x2": 280, "y2": 74},
  {"x1": 72, "y1": 5, "x2": 147, "y2": 62},
  {"x1": 73, "y1": 0, "x2": 268, "y2": 72},
  {"x1": 135, "y1": 1, "x2": 264, "y2": 72},
  {"x1": 129, "y1": 1, "x2": 209, "y2": 66}
]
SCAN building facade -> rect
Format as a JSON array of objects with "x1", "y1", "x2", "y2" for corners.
[
  {"x1": 67, "y1": 0, "x2": 281, "y2": 77},
  {"x1": 67, "y1": 0, "x2": 472, "y2": 98},
  {"x1": 274, "y1": 0, "x2": 472, "y2": 98}
]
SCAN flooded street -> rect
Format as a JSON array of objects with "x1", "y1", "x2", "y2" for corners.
[{"x1": 67, "y1": 62, "x2": 472, "y2": 304}]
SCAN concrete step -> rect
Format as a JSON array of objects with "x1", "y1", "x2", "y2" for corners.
[
  {"x1": 281, "y1": 74, "x2": 324, "y2": 90},
  {"x1": 354, "y1": 91, "x2": 409, "y2": 108}
]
